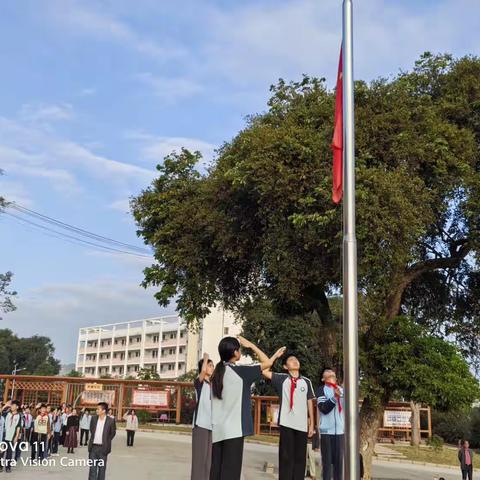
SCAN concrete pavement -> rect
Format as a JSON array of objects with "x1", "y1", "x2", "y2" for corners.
[{"x1": 3, "y1": 430, "x2": 477, "y2": 479}]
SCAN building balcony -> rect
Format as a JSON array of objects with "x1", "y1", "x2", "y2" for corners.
[{"x1": 160, "y1": 355, "x2": 178, "y2": 362}]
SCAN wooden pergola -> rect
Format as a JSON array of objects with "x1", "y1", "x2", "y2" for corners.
[{"x1": 0, "y1": 374, "x2": 193, "y2": 423}]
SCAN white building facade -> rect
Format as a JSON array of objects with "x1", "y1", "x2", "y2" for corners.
[{"x1": 75, "y1": 307, "x2": 246, "y2": 379}]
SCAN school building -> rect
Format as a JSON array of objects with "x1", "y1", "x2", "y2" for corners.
[{"x1": 75, "y1": 306, "x2": 244, "y2": 379}]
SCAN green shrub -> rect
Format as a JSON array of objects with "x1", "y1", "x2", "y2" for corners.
[{"x1": 427, "y1": 434, "x2": 444, "y2": 451}]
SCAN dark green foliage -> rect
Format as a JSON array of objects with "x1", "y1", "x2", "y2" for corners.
[
  {"x1": 0, "y1": 329, "x2": 60, "y2": 375},
  {"x1": 131, "y1": 53, "x2": 480, "y2": 463}
]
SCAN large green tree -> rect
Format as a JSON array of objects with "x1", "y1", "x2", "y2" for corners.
[
  {"x1": 0, "y1": 329, "x2": 61, "y2": 375},
  {"x1": 132, "y1": 53, "x2": 480, "y2": 477}
]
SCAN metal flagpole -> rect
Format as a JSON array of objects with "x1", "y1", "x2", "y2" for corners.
[{"x1": 342, "y1": 0, "x2": 360, "y2": 479}]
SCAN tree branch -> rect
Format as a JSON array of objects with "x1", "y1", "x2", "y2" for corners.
[{"x1": 386, "y1": 241, "x2": 471, "y2": 320}]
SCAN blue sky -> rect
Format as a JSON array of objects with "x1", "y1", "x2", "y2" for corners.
[{"x1": 1, "y1": 0, "x2": 479, "y2": 363}]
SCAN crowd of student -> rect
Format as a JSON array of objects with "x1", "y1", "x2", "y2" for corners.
[
  {"x1": 191, "y1": 335, "x2": 348, "y2": 480},
  {"x1": 0, "y1": 401, "x2": 95, "y2": 472}
]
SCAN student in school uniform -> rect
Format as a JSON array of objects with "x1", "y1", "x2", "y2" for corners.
[
  {"x1": 263, "y1": 353, "x2": 315, "y2": 480},
  {"x1": 80, "y1": 409, "x2": 92, "y2": 446},
  {"x1": 123, "y1": 409, "x2": 138, "y2": 447},
  {"x1": 1, "y1": 400, "x2": 22, "y2": 473},
  {"x1": 34, "y1": 404, "x2": 51, "y2": 460},
  {"x1": 210, "y1": 336, "x2": 286, "y2": 480},
  {"x1": 51, "y1": 408, "x2": 62, "y2": 455},
  {"x1": 317, "y1": 368, "x2": 345, "y2": 480},
  {"x1": 61, "y1": 405, "x2": 70, "y2": 446},
  {"x1": 23, "y1": 406, "x2": 33, "y2": 444},
  {"x1": 191, "y1": 352, "x2": 214, "y2": 480}
]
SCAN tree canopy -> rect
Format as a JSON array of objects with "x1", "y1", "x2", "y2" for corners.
[
  {"x1": 0, "y1": 329, "x2": 61, "y2": 375},
  {"x1": 132, "y1": 53, "x2": 480, "y2": 477}
]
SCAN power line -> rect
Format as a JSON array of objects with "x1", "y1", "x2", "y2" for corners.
[
  {"x1": 4, "y1": 211, "x2": 153, "y2": 259},
  {"x1": 9, "y1": 202, "x2": 151, "y2": 255}
]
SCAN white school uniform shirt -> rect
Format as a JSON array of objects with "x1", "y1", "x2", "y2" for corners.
[
  {"x1": 62, "y1": 412, "x2": 69, "y2": 426},
  {"x1": 4, "y1": 412, "x2": 21, "y2": 442},
  {"x1": 80, "y1": 414, "x2": 92, "y2": 430},
  {"x1": 23, "y1": 413, "x2": 33, "y2": 429},
  {"x1": 270, "y1": 373, "x2": 315, "y2": 432},
  {"x1": 93, "y1": 416, "x2": 106, "y2": 445},
  {"x1": 125, "y1": 414, "x2": 138, "y2": 431},
  {"x1": 211, "y1": 363, "x2": 262, "y2": 443},
  {"x1": 192, "y1": 378, "x2": 212, "y2": 431}
]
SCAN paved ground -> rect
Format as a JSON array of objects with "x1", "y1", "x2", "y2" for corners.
[{"x1": 3, "y1": 430, "x2": 478, "y2": 479}]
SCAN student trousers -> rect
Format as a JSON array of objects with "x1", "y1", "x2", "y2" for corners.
[
  {"x1": 126, "y1": 430, "x2": 136, "y2": 447},
  {"x1": 210, "y1": 436, "x2": 244, "y2": 480},
  {"x1": 320, "y1": 434, "x2": 344, "y2": 480},
  {"x1": 462, "y1": 465, "x2": 473, "y2": 480},
  {"x1": 278, "y1": 426, "x2": 308, "y2": 480},
  {"x1": 191, "y1": 426, "x2": 212, "y2": 480}
]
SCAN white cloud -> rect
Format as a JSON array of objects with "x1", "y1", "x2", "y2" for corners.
[
  {"x1": 135, "y1": 73, "x2": 203, "y2": 101},
  {"x1": 198, "y1": 0, "x2": 480, "y2": 89},
  {"x1": 48, "y1": 0, "x2": 185, "y2": 60},
  {"x1": 108, "y1": 198, "x2": 131, "y2": 213},
  {"x1": 19, "y1": 102, "x2": 74, "y2": 124},
  {"x1": 0, "y1": 117, "x2": 155, "y2": 194},
  {"x1": 4, "y1": 279, "x2": 171, "y2": 362},
  {"x1": 78, "y1": 87, "x2": 97, "y2": 97},
  {"x1": 0, "y1": 179, "x2": 34, "y2": 207},
  {"x1": 126, "y1": 130, "x2": 216, "y2": 167},
  {"x1": 0, "y1": 144, "x2": 79, "y2": 195}
]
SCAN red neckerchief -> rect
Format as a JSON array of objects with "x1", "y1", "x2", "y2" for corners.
[
  {"x1": 290, "y1": 376, "x2": 299, "y2": 411},
  {"x1": 325, "y1": 382, "x2": 342, "y2": 413}
]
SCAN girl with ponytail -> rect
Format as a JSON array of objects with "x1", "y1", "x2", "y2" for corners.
[{"x1": 210, "y1": 336, "x2": 286, "y2": 480}]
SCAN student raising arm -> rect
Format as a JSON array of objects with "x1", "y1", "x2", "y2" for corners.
[{"x1": 210, "y1": 336, "x2": 285, "y2": 480}]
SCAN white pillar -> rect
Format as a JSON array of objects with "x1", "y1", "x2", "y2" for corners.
[
  {"x1": 174, "y1": 321, "x2": 181, "y2": 377},
  {"x1": 123, "y1": 323, "x2": 130, "y2": 378},
  {"x1": 95, "y1": 329, "x2": 101, "y2": 377},
  {"x1": 82, "y1": 329, "x2": 88, "y2": 375},
  {"x1": 108, "y1": 326, "x2": 115, "y2": 375},
  {"x1": 156, "y1": 322, "x2": 163, "y2": 376},
  {"x1": 139, "y1": 320, "x2": 146, "y2": 369}
]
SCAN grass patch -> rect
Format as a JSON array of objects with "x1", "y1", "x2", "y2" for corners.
[{"x1": 389, "y1": 445, "x2": 464, "y2": 467}]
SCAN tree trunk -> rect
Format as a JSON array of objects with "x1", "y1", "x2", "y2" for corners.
[
  {"x1": 360, "y1": 396, "x2": 386, "y2": 480},
  {"x1": 319, "y1": 323, "x2": 341, "y2": 370},
  {"x1": 410, "y1": 401, "x2": 421, "y2": 447}
]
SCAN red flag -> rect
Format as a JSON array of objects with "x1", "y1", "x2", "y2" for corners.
[{"x1": 332, "y1": 49, "x2": 343, "y2": 204}]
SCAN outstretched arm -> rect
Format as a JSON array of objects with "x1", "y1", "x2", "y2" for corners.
[
  {"x1": 262, "y1": 369, "x2": 273, "y2": 380},
  {"x1": 198, "y1": 353, "x2": 210, "y2": 382},
  {"x1": 238, "y1": 336, "x2": 286, "y2": 370}
]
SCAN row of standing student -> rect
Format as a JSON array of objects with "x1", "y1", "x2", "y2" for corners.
[
  {"x1": 0, "y1": 401, "x2": 96, "y2": 472},
  {"x1": 191, "y1": 335, "x2": 346, "y2": 480}
]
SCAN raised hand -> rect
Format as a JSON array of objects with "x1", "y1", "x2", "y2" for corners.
[
  {"x1": 237, "y1": 336, "x2": 254, "y2": 349},
  {"x1": 274, "y1": 346, "x2": 287, "y2": 359}
]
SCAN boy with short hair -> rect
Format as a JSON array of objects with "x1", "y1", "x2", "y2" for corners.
[
  {"x1": 317, "y1": 367, "x2": 345, "y2": 480},
  {"x1": 191, "y1": 352, "x2": 214, "y2": 480},
  {"x1": 1, "y1": 400, "x2": 22, "y2": 472},
  {"x1": 34, "y1": 403, "x2": 51, "y2": 461},
  {"x1": 263, "y1": 353, "x2": 315, "y2": 480}
]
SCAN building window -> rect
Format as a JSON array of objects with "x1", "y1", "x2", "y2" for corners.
[
  {"x1": 153, "y1": 335, "x2": 159, "y2": 343},
  {"x1": 224, "y1": 327, "x2": 229, "y2": 335},
  {"x1": 152, "y1": 350, "x2": 158, "y2": 358}
]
